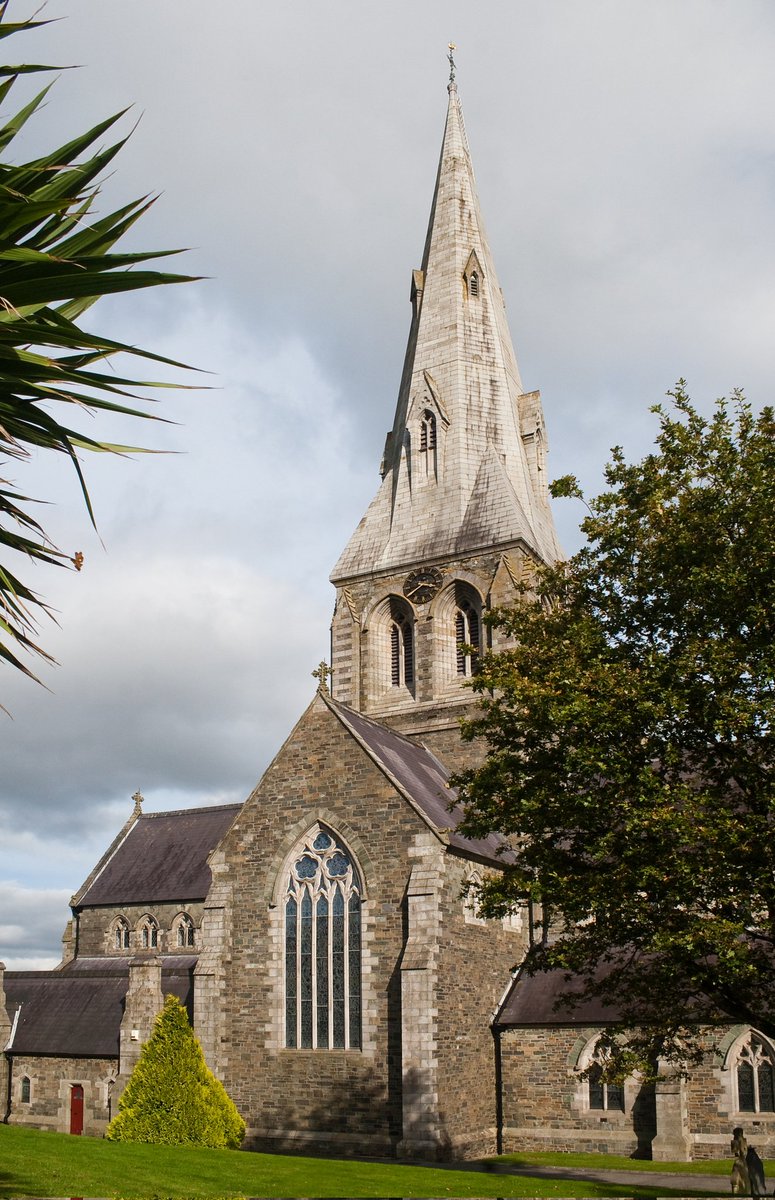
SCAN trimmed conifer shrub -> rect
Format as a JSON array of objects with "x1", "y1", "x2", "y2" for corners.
[{"x1": 106, "y1": 994, "x2": 245, "y2": 1148}]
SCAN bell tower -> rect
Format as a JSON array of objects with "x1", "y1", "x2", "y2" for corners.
[{"x1": 330, "y1": 67, "x2": 561, "y2": 769}]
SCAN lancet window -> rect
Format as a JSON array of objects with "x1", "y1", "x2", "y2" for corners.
[
  {"x1": 285, "y1": 827, "x2": 361, "y2": 1050},
  {"x1": 469, "y1": 270, "x2": 479, "y2": 297},
  {"x1": 455, "y1": 595, "x2": 480, "y2": 676},
  {"x1": 736, "y1": 1032, "x2": 775, "y2": 1113},
  {"x1": 20, "y1": 1076, "x2": 30, "y2": 1104}
]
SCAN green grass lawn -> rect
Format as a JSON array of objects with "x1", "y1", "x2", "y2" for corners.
[{"x1": 0, "y1": 1124, "x2": 732, "y2": 1198}]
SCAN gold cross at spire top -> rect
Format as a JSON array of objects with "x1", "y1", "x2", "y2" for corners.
[
  {"x1": 312, "y1": 660, "x2": 333, "y2": 695},
  {"x1": 447, "y1": 42, "x2": 457, "y2": 87},
  {"x1": 132, "y1": 790, "x2": 144, "y2": 815}
]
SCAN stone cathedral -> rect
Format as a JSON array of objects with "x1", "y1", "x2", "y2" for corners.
[{"x1": 2, "y1": 75, "x2": 772, "y2": 1162}]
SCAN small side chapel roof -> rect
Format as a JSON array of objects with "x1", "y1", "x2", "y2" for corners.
[
  {"x1": 4, "y1": 960, "x2": 194, "y2": 1057},
  {"x1": 74, "y1": 803, "x2": 241, "y2": 908},
  {"x1": 494, "y1": 965, "x2": 623, "y2": 1029},
  {"x1": 325, "y1": 695, "x2": 508, "y2": 868}
]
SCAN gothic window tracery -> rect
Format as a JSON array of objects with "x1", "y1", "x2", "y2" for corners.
[
  {"x1": 113, "y1": 917, "x2": 131, "y2": 951},
  {"x1": 140, "y1": 916, "x2": 158, "y2": 950},
  {"x1": 176, "y1": 913, "x2": 195, "y2": 948},
  {"x1": 284, "y1": 826, "x2": 361, "y2": 1050},
  {"x1": 735, "y1": 1032, "x2": 775, "y2": 1113}
]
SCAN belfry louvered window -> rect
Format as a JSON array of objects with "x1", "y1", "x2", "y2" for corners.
[
  {"x1": 455, "y1": 598, "x2": 480, "y2": 676},
  {"x1": 391, "y1": 613, "x2": 414, "y2": 687},
  {"x1": 285, "y1": 828, "x2": 361, "y2": 1050},
  {"x1": 469, "y1": 270, "x2": 479, "y2": 297}
]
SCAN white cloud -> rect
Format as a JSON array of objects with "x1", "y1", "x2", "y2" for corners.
[{"x1": 2, "y1": 0, "x2": 775, "y2": 960}]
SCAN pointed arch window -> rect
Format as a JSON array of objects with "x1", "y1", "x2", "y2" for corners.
[
  {"x1": 419, "y1": 410, "x2": 437, "y2": 453},
  {"x1": 176, "y1": 914, "x2": 195, "y2": 948},
  {"x1": 469, "y1": 270, "x2": 479, "y2": 297},
  {"x1": 113, "y1": 918, "x2": 130, "y2": 951},
  {"x1": 456, "y1": 596, "x2": 480, "y2": 676},
  {"x1": 140, "y1": 916, "x2": 158, "y2": 950},
  {"x1": 20, "y1": 1076, "x2": 31, "y2": 1104},
  {"x1": 285, "y1": 827, "x2": 361, "y2": 1050},
  {"x1": 736, "y1": 1032, "x2": 775, "y2": 1113}
]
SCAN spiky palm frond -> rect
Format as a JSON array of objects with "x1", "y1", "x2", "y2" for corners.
[{"x1": 0, "y1": 5, "x2": 197, "y2": 681}]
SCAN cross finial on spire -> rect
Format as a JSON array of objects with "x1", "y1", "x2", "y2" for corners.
[
  {"x1": 312, "y1": 660, "x2": 333, "y2": 695},
  {"x1": 447, "y1": 42, "x2": 457, "y2": 89},
  {"x1": 132, "y1": 790, "x2": 144, "y2": 816}
]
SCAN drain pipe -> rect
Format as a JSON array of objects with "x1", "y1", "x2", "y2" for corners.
[{"x1": 493, "y1": 1023, "x2": 504, "y2": 1155}]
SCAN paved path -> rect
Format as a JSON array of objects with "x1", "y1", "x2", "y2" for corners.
[{"x1": 477, "y1": 1161, "x2": 733, "y2": 1195}]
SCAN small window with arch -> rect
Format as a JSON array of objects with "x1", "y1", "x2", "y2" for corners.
[
  {"x1": 176, "y1": 913, "x2": 195, "y2": 948},
  {"x1": 113, "y1": 917, "x2": 130, "y2": 951},
  {"x1": 20, "y1": 1075, "x2": 31, "y2": 1104},
  {"x1": 468, "y1": 270, "x2": 479, "y2": 298},
  {"x1": 140, "y1": 916, "x2": 159, "y2": 950},
  {"x1": 391, "y1": 612, "x2": 414, "y2": 688}
]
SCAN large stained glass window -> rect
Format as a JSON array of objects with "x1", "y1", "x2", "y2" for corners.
[{"x1": 285, "y1": 827, "x2": 361, "y2": 1050}]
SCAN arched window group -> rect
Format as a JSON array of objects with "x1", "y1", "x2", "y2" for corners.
[
  {"x1": 110, "y1": 912, "x2": 196, "y2": 953},
  {"x1": 285, "y1": 827, "x2": 361, "y2": 1051}
]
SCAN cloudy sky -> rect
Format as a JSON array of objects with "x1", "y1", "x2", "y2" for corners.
[{"x1": 2, "y1": 0, "x2": 774, "y2": 968}]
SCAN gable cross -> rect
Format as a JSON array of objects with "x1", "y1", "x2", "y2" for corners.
[{"x1": 312, "y1": 660, "x2": 333, "y2": 695}]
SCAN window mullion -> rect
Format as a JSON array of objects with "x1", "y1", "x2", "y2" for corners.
[
  {"x1": 327, "y1": 883, "x2": 334, "y2": 1049},
  {"x1": 295, "y1": 888, "x2": 302, "y2": 1050},
  {"x1": 311, "y1": 883, "x2": 318, "y2": 1049},
  {"x1": 343, "y1": 885, "x2": 350, "y2": 1051}
]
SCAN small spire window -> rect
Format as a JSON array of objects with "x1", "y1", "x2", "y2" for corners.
[{"x1": 469, "y1": 270, "x2": 479, "y2": 297}]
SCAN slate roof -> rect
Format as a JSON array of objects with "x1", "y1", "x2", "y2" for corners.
[
  {"x1": 494, "y1": 965, "x2": 622, "y2": 1029},
  {"x1": 75, "y1": 803, "x2": 240, "y2": 907},
  {"x1": 329, "y1": 697, "x2": 509, "y2": 868},
  {"x1": 4, "y1": 960, "x2": 195, "y2": 1057}
]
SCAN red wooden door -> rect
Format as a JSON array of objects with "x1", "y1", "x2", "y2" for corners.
[{"x1": 69, "y1": 1084, "x2": 84, "y2": 1135}]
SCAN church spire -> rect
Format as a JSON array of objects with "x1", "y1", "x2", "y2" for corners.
[{"x1": 332, "y1": 72, "x2": 560, "y2": 586}]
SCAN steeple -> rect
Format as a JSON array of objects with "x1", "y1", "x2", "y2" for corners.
[
  {"x1": 332, "y1": 76, "x2": 561, "y2": 585},
  {"x1": 329, "y1": 71, "x2": 562, "y2": 747}
]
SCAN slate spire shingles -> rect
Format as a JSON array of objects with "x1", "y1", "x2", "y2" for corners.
[{"x1": 332, "y1": 79, "x2": 561, "y2": 584}]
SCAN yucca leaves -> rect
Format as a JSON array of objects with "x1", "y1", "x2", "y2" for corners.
[{"x1": 0, "y1": 3, "x2": 197, "y2": 682}]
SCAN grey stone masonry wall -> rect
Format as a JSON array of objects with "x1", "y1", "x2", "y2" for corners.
[
  {"x1": 500, "y1": 1026, "x2": 656, "y2": 1157},
  {"x1": 206, "y1": 692, "x2": 516, "y2": 1158},
  {"x1": 73, "y1": 900, "x2": 205, "y2": 960},
  {"x1": 116, "y1": 956, "x2": 163, "y2": 1094},
  {"x1": 330, "y1": 545, "x2": 536, "y2": 733},
  {"x1": 6, "y1": 1053, "x2": 116, "y2": 1135},
  {"x1": 434, "y1": 855, "x2": 528, "y2": 1159},
  {"x1": 210, "y1": 694, "x2": 433, "y2": 1156}
]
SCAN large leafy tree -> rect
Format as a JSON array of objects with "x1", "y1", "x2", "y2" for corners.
[
  {"x1": 0, "y1": 5, "x2": 194, "y2": 680},
  {"x1": 456, "y1": 386, "x2": 775, "y2": 1071},
  {"x1": 107, "y1": 994, "x2": 245, "y2": 1148}
]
